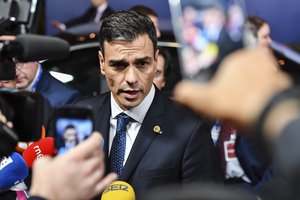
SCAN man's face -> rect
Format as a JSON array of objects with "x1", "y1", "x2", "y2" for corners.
[
  {"x1": 64, "y1": 128, "x2": 77, "y2": 143},
  {"x1": 99, "y1": 34, "x2": 158, "y2": 110},
  {"x1": 91, "y1": 0, "x2": 106, "y2": 7},
  {"x1": 15, "y1": 62, "x2": 38, "y2": 89},
  {"x1": 153, "y1": 53, "x2": 166, "y2": 90},
  {"x1": 257, "y1": 23, "x2": 272, "y2": 47}
]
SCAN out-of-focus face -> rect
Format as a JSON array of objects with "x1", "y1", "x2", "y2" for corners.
[
  {"x1": 15, "y1": 62, "x2": 39, "y2": 89},
  {"x1": 99, "y1": 34, "x2": 158, "y2": 110},
  {"x1": 149, "y1": 15, "x2": 161, "y2": 38},
  {"x1": 64, "y1": 128, "x2": 77, "y2": 143},
  {"x1": 90, "y1": 0, "x2": 106, "y2": 8},
  {"x1": 153, "y1": 53, "x2": 166, "y2": 90},
  {"x1": 0, "y1": 80, "x2": 16, "y2": 89},
  {"x1": 257, "y1": 23, "x2": 272, "y2": 47}
]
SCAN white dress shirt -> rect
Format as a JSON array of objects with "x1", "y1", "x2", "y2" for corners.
[
  {"x1": 93, "y1": 2, "x2": 108, "y2": 23},
  {"x1": 109, "y1": 84, "x2": 155, "y2": 166}
]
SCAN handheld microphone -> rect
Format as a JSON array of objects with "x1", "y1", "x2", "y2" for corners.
[
  {"x1": 0, "y1": 152, "x2": 29, "y2": 190},
  {"x1": 15, "y1": 141, "x2": 32, "y2": 154},
  {"x1": 101, "y1": 181, "x2": 135, "y2": 200},
  {"x1": 22, "y1": 137, "x2": 54, "y2": 168},
  {"x1": 1, "y1": 34, "x2": 70, "y2": 62}
]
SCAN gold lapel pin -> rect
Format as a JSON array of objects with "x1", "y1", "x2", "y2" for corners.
[{"x1": 153, "y1": 125, "x2": 163, "y2": 134}]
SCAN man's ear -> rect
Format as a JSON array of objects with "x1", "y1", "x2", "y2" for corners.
[{"x1": 98, "y1": 51, "x2": 105, "y2": 75}]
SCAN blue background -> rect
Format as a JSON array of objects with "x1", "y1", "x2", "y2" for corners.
[{"x1": 45, "y1": 0, "x2": 300, "y2": 45}]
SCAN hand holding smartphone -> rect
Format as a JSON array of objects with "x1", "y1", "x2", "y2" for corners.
[{"x1": 53, "y1": 107, "x2": 94, "y2": 156}]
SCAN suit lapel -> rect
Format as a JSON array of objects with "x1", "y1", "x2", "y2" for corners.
[{"x1": 120, "y1": 90, "x2": 165, "y2": 181}]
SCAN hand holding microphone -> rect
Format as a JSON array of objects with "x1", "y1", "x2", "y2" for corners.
[
  {"x1": 101, "y1": 181, "x2": 135, "y2": 200},
  {"x1": 29, "y1": 132, "x2": 117, "y2": 200}
]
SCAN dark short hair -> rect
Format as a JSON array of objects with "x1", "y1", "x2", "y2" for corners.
[
  {"x1": 130, "y1": 5, "x2": 158, "y2": 17},
  {"x1": 65, "y1": 124, "x2": 76, "y2": 131},
  {"x1": 98, "y1": 10, "x2": 157, "y2": 58},
  {"x1": 246, "y1": 16, "x2": 268, "y2": 37}
]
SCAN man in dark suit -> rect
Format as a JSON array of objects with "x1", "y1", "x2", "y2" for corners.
[
  {"x1": 15, "y1": 61, "x2": 80, "y2": 107},
  {"x1": 74, "y1": 10, "x2": 222, "y2": 199},
  {"x1": 51, "y1": 0, "x2": 114, "y2": 31}
]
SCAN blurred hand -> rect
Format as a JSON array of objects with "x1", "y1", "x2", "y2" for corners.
[
  {"x1": 30, "y1": 132, "x2": 117, "y2": 200},
  {"x1": 174, "y1": 48, "x2": 291, "y2": 128},
  {"x1": 51, "y1": 20, "x2": 65, "y2": 31},
  {"x1": 0, "y1": 35, "x2": 16, "y2": 41}
]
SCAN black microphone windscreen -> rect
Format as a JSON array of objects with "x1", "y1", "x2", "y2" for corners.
[{"x1": 14, "y1": 34, "x2": 70, "y2": 62}]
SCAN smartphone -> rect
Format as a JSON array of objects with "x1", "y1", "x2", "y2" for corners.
[
  {"x1": 169, "y1": 0, "x2": 247, "y2": 82},
  {"x1": 53, "y1": 107, "x2": 94, "y2": 155}
]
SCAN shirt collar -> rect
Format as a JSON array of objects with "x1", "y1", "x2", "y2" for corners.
[
  {"x1": 25, "y1": 63, "x2": 41, "y2": 92},
  {"x1": 97, "y1": 2, "x2": 108, "y2": 14},
  {"x1": 111, "y1": 84, "x2": 155, "y2": 123}
]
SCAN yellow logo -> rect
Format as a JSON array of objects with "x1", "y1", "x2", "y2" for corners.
[{"x1": 153, "y1": 125, "x2": 162, "y2": 134}]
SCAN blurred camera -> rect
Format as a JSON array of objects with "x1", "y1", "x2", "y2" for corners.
[
  {"x1": 0, "y1": 90, "x2": 45, "y2": 156},
  {"x1": 0, "y1": 0, "x2": 38, "y2": 35}
]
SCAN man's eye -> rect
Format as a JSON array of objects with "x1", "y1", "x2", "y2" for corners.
[
  {"x1": 137, "y1": 61, "x2": 148, "y2": 68},
  {"x1": 111, "y1": 63, "x2": 127, "y2": 68}
]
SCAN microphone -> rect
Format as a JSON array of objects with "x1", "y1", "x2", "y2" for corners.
[
  {"x1": 15, "y1": 141, "x2": 33, "y2": 154},
  {"x1": 0, "y1": 152, "x2": 29, "y2": 190},
  {"x1": 1, "y1": 34, "x2": 70, "y2": 62},
  {"x1": 101, "y1": 181, "x2": 135, "y2": 200},
  {"x1": 22, "y1": 137, "x2": 54, "y2": 168}
]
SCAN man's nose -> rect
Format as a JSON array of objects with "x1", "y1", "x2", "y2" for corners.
[{"x1": 125, "y1": 66, "x2": 138, "y2": 85}]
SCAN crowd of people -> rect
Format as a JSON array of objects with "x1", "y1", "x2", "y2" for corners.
[{"x1": 1, "y1": 1, "x2": 300, "y2": 200}]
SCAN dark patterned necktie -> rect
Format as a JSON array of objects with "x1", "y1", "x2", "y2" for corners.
[{"x1": 109, "y1": 113, "x2": 130, "y2": 178}]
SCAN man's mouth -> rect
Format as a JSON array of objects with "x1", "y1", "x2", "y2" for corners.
[{"x1": 120, "y1": 90, "x2": 140, "y2": 99}]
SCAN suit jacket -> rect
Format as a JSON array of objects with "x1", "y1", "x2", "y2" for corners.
[
  {"x1": 235, "y1": 135, "x2": 273, "y2": 193},
  {"x1": 65, "y1": 6, "x2": 114, "y2": 28},
  {"x1": 260, "y1": 117, "x2": 300, "y2": 200},
  {"x1": 36, "y1": 70, "x2": 80, "y2": 108},
  {"x1": 74, "y1": 88, "x2": 222, "y2": 199}
]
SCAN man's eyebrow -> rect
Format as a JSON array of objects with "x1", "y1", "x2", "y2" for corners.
[
  {"x1": 135, "y1": 56, "x2": 152, "y2": 63},
  {"x1": 108, "y1": 59, "x2": 128, "y2": 65}
]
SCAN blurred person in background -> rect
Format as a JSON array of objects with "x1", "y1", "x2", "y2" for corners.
[
  {"x1": 15, "y1": 60, "x2": 80, "y2": 108},
  {"x1": 52, "y1": 0, "x2": 114, "y2": 31},
  {"x1": 244, "y1": 16, "x2": 272, "y2": 48},
  {"x1": 0, "y1": 35, "x2": 80, "y2": 108},
  {"x1": 174, "y1": 48, "x2": 299, "y2": 200},
  {"x1": 153, "y1": 47, "x2": 170, "y2": 90},
  {"x1": 203, "y1": 15, "x2": 275, "y2": 196},
  {"x1": 130, "y1": 5, "x2": 161, "y2": 38}
]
